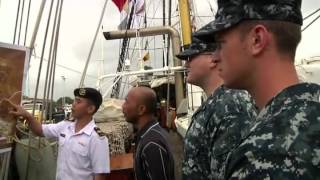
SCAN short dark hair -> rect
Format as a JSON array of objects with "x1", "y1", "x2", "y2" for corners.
[
  {"x1": 238, "y1": 20, "x2": 301, "y2": 59},
  {"x1": 85, "y1": 99, "x2": 99, "y2": 114}
]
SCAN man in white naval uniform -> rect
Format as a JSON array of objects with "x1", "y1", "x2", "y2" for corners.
[{"x1": 7, "y1": 87, "x2": 110, "y2": 180}]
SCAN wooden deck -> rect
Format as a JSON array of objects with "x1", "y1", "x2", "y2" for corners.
[{"x1": 107, "y1": 153, "x2": 134, "y2": 180}]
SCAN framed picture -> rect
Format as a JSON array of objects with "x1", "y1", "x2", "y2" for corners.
[{"x1": 0, "y1": 42, "x2": 30, "y2": 138}]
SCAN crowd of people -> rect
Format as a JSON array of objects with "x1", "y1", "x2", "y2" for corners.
[{"x1": 4, "y1": 0, "x2": 320, "y2": 179}]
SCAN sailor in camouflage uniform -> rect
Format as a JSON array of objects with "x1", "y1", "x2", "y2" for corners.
[
  {"x1": 176, "y1": 37, "x2": 257, "y2": 179},
  {"x1": 195, "y1": 0, "x2": 320, "y2": 179}
]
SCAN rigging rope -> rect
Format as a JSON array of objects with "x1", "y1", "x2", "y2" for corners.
[
  {"x1": 42, "y1": 0, "x2": 61, "y2": 121},
  {"x1": 303, "y1": 8, "x2": 320, "y2": 20},
  {"x1": 13, "y1": 0, "x2": 21, "y2": 44},
  {"x1": 110, "y1": 0, "x2": 136, "y2": 98},
  {"x1": 49, "y1": 0, "x2": 63, "y2": 119},
  {"x1": 79, "y1": 0, "x2": 109, "y2": 87},
  {"x1": 25, "y1": 1, "x2": 54, "y2": 178},
  {"x1": 302, "y1": 13, "x2": 320, "y2": 32},
  {"x1": 32, "y1": 55, "x2": 97, "y2": 79},
  {"x1": 24, "y1": 0, "x2": 32, "y2": 46},
  {"x1": 205, "y1": 0, "x2": 215, "y2": 16},
  {"x1": 17, "y1": 0, "x2": 25, "y2": 45}
]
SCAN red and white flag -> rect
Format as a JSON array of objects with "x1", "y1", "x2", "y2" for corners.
[
  {"x1": 112, "y1": 0, "x2": 128, "y2": 12},
  {"x1": 112, "y1": 0, "x2": 145, "y2": 29}
]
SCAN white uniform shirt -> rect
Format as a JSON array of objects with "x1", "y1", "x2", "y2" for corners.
[{"x1": 42, "y1": 119, "x2": 110, "y2": 180}]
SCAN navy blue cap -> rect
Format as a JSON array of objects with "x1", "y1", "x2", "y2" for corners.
[
  {"x1": 194, "y1": 0, "x2": 303, "y2": 42},
  {"x1": 176, "y1": 37, "x2": 217, "y2": 60},
  {"x1": 74, "y1": 87, "x2": 102, "y2": 110}
]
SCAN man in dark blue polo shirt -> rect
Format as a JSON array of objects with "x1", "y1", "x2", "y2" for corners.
[{"x1": 122, "y1": 86, "x2": 175, "y2": 180}]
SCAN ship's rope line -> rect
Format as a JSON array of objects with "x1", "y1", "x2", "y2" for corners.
[
  {"x1": 127, "y1": 0, "x2": 154, "y2": 69},
  {"x1": 302, "y1": 13, "x2": 320, "y2": 32},
  {"x1": 303, "y1": 8, "x2": 320, "y2": 20},
  {"x1": 32, "y1": 55, "x2": 97, "y2": 79},
  {"x1": 116, "y1": 0, "x2": 162, "y2": 96},
  {"x1": 129, "y1": 35, "x2": 139, "y2": 62},
  {"x1": 205, "y1": 0, "x2": 215, "y2": 16},
  {"x1": 79, "y1": 0, "x2": 109, "y2": 87},
  {"x1": 127, "y1": 47, "x2": 169, "y2": 50},
  {"x1": 25, "y1": 0, "x2": 55, "y2": 178},
  {"x1": 110, "y1": 0, "x2": 136, "y2": 98},
  {"x1": 120, "y1": 76, "x2": 129, "y2": 98},
  {"x1": 98, "y1": 78, "x2": 115, "y2": 91},
  {"x1": 13, "y1": 0, "x2": 21, "y2": 44},
  {"x1": 131, "y1": 0, "x2": 164, "y2": 69},
  {"x1": 146, "y1": 0, "x2": 162, "y2": 27},
  {"x1": 23, "y1": 0, "x2": 32, "y2": 46},
  {"x1": 42, "y1": 0, "x2": 61, "y2": 123},
  {"x1": 104, "y1": 75, "x2": 123, "y2": 98},
  {"x1": 136, "y1": 14, "x2": 180, "y2": 20},
  {"x1": 47, "y1": 0, "x2": 64, "y2": 119},
  {"x1": 31, "y1": 0, "x2": 55, "y2": 116},
  {"x1": 17, "y1": 0, "x2": 25, "y2": 45},
  {"x1": 113, "y1": 0, "x2": 186, "y2": 96}
]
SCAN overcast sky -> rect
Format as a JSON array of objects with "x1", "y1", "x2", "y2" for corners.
[{"x1": 0, "y1": 0, "x2": 319, "y2": 100}]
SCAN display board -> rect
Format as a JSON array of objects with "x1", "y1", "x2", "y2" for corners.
[{"x1": 0, "y1": 42, "x2": 29, "y2": 139}]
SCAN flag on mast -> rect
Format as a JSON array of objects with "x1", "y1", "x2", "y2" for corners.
[
  {"x1": 111, "y1": 0, "x2": 128, "y2": 12},
  {"x1": 114, "y1": 0, "x2": 145, "y2": 30}
]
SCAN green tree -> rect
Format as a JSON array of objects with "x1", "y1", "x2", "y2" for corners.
[{"x1": 56, "y1": 96, "x2": 73, "y2": 106}]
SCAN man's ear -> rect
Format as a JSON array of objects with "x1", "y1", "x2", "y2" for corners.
[
  {"x1": 137, "y1": 105, "x2": 146, "y2": 116},
  {"x1": 87, "y1": 104, "x2": 96, "y2": 114},
  {"x1": 249, "y1": 24, "x2": 270, "y2": 56},
  {"x1": 209, "y1": 55, "x2": 218, "y2": 69}
]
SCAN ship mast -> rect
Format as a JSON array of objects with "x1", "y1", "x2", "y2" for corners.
[
  {"x1": 178, "y1": 0, "x2": 192, "y2": 47},
  {"x1": 171, "y1": 0, "x2": 192, "y2": 108}
]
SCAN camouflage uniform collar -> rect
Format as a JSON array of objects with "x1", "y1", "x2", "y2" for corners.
[
  {"x1": 238, "y1": 83, "x2": 320, "y2": 147},
  {"x1": 192, "y1": 85, "x2": 225, "y2": 117},
  {"x1": 187, "y1": 86, "x2": 225, "y2": 137},
  {"x1": 262, "y1": 83, "x2": 320, "y2": 114},
  {"x1": 252, "y1": 82, "x2": 320, "y2": 126},
  {"x1": 209, "y1": 85, "x2": 228, "y2": 101}
]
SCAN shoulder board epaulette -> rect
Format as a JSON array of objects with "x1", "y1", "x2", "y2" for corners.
[{"x1": 94, "y1": 127, "x2": 106, "y2": 137}]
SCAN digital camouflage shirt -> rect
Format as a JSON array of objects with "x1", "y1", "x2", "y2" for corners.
[
  {"x1": 225, "y1": 83, "x2": 320, "y2": 179},
  {"x1": 182, "y1": 86, "x2": 257, "y2": 180}
]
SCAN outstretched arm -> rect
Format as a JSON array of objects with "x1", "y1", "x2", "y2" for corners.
[{"x1": 6, "y1": 99, "x2": 44, "y2": 137}]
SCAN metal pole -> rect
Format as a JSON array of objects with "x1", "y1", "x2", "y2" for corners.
[
  {"x1": 104, "y1": 26, "x2": 185, "y2": 107},
  {"x1": 79, "y1": 0, "x2": 109, "y2": 87},
  {"x1": 162, "y1": 0, "x2": 166, "y2": 67},
  {"x1": 167, "y1": 0, "x2": 172, "y2": 65},
  {"x1": 98, "y1": 66, "x2": 185, "y2": 79}
]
